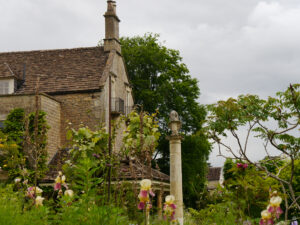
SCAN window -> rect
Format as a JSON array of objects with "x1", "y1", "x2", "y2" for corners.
[{"x1": 0, "y1": 81, "x2": 9, "y2": 94}]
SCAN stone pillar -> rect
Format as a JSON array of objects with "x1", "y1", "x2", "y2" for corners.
[
  {"x1": 157, "y1": 189, "x2": 163, "y2": 220},
  {"x1": 168, "y1": 110, "x2": 183, "y2": 225}
]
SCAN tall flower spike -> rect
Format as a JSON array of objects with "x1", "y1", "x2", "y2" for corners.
[
  {"x1": 54, "y1": 171, "x2": 68, "y2": 191},
  {"x1": 137, "y1": 179, "x2": 154, "y2": 210},
  {"x1": 163, "y1": 195, "x2": 177, "y2": 222}
]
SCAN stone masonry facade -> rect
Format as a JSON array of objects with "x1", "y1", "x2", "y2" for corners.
[
  {"x1": 0, "y1": 1, "x2": 134, "y2": 164},
  {"x1": 0, "y1": 94, "x2": 61, "y2": 161}
]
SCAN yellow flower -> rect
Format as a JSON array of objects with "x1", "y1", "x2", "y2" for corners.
[
  {"x1": 35, "y1": 196, "x2": 44, "y2": 206},
  {"x1": 261, "y1": 210, "x2": 271, "y2": 219},
  {"x1": 270, "y1": 196, "x2": 282, "y2": 207},
  {"x1": 55, "y1": 175, "x2": 66, "y2": 184},
  {"x1": 165, "y1": 195, "x2": 175, "y2": 204},
  {"x1": 138, "y1": 193, "x2": 149, "y2": 202},
  {"x1": 140, "y1": 179, "x2": 151, "y2": 191},
  {"x1": 11, "y1": 144, "x2": 18, "y2": 148},
  {"x1": 0, "y1": 144, "x2": 4, "y2": 148}
]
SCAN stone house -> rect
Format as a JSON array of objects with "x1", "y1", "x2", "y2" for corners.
[
  {"x1": 0, "y1": 1, "x2": 170, "y2": 193},
  {"x1": 207, "y1": 167, "x2": 224, "y2": 190},
  {"x1": 0, "y1": 1, "x2": 133, "y2": 162}
]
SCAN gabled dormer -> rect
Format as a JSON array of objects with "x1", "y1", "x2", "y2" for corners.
[
  {"x1": 0, "y1": 63, "x2": 18, "y2": 95},
  {"x1": 0, "y1": 63, "x2": 23, "y2": 95}
]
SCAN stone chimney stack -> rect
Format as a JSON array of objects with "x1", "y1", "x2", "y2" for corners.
[{"x1": 104, "y1": 0, "x2": 121, "y2": 54}]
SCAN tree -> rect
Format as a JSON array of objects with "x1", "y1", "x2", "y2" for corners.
[
  {"x1": 205, "y1": 84, "x2": 300, "y2": 218},
  {"x1": 181, "y1": 134, "x2": 210, "y2": 209},
  {"x1": 120, "y1": 33, "x2": 211, "y2": 208},
  {"x1": 121, "y1": 33, "x2": 206, "y2": 133}
]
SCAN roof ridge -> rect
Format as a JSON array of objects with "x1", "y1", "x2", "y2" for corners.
[{"x1": 0, "y1": 46, "x2": 104, "y2": 55}]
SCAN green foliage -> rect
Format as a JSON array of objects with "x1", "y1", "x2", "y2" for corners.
[
  {"x1": 121, "y1": 33, "x2": 206, "y2": 133},
  {"x1": 224, "y1": 162, "x2": 279, "y2": 218},
  {"x1": 206, "y1": 84, "x2": 300, "y2": 215},
  {"x1": 122, "y1": 110, "x2": 160, "y2": 159},
  {"x1": 259, "y1": 157, "x2": 284, "y2": 174},
  {"x1": 66, "y1": 126, "x2": 108, "y2": 161},
  {"x1": 0, "y1": 184, "x2": 131, "y2": 225},
  {"x1": 181, "y1": 133, "x2": 211, "y2": 209},
  {"x1": 280, "y1": 159, "x2": 300, "y2": 217},
  {"x1": 3, "y1": 108, "x2": 25, "y2": 144},
  {"x1": 0, "y1": 185, "x2": 49, "y2": 225},
  {"x1": 63, "y1": 127, "x2": 109, "y2": 197},
  {"x1": 206, "y1": 84, "x2": 299, "y2": 158},
  {"x1": 55, "y1": 202, "x2": 130, "y2": 225},
  {"x1": 0, "y1": 108, "x2": 49, "y2": 182},
  {"x1": 69, "y1": 158, "x2": 104, "y2": 198},
  {"x1": 121, "y1": 34, "x2": 211, "y2": 209},
  {"x1": 189, "y1": 201, "x2": 248, "y2": 225},
  {"x1": 223, "y1": 158, "x2": 235, "y2": 181}
]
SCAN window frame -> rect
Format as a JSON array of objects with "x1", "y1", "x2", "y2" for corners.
[{"x1": 0, "y1": 79, "x2": 14, "y2": 95}]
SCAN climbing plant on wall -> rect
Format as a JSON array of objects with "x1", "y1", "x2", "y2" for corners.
[{"x1": 0, "y1": 108, "x2": 49, "y2": 182}]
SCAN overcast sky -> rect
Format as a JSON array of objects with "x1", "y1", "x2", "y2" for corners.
[{"x1": 0, "y1": 0, "x2": 299, "y2": 166}]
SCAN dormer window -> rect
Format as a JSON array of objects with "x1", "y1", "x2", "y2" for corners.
[{"x1": 0, "y1": 79, "x2": 14, "y2": 95}]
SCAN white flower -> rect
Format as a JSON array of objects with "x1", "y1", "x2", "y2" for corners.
[
  {"x1": 58, "y1": 171, "x2": 63, "y2": 176},
  {"x1": 270, "y1": 196, "x2": 282, "y2": 207},
  {"x1": 61, "y1": 175, "x2": 66, "y2": 183},
  {"x1": 261, "y1": 210, "x2": 271, "y2": 219},
  {"x1": 64, "y1": 189, "x2": 74, "y2": 198},
  {"x1": 35, "y1": 196, "x2": 45, "y2": 206},
  {"x1": 140, "y1": 179, "x2": 151, "y2": 190},
  {"x1": 14, "y1": 178, "x2": 21, "y2": 183},
  {"x1": 165, "y1": 195, "x2": 175, "y2": 204},
  {"x1": 35, "y1": 186, "x2": 43, "y2": 194}
]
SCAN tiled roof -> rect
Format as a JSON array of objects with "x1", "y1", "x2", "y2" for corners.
[
  {"x1": 0, "y1": 63, "x2": 17, "y2": 79},
  {"x1": 43, "y1": 151, "x2": 170, "y2": 183},
  {"x1": 0, "y1": 47, "x2": 109, "y2": 94},
  {"x1": 207, "y1": 167, "x2": 222, "y2": 181},
  {"x1": 119, "y1": 160, "x2": 170, "y2": 182}
]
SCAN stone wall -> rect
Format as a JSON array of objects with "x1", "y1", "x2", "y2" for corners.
[
  {"x1": 40, "y1": 95, "x2": 61, "y2": 161},
  {"x1": 101, "y1": 53, "x2": 134, "y2": 153},
  {"x1": 0, "y1": 94, "x2": 61, "y2": 162},
  {"x1": 53, "y1": 92, "x2": 104, "y2": 148},
  {"x1": 0, "y1": 95, "x2": 35, "y2": 116}
]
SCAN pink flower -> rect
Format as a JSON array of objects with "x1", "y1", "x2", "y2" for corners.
[
  {"x1": 149, "y1": 189, "x2": 155, "y2": 197},
  {"x1": 259, "y1": 219, "x2": 274, "y2": 225},
  {"x1": 275, "y1": 207, "x2": 283, "y2": 219},
  {"x1": 243, "y1": 163, "x2": 248, "y2": 169},
  {"x1": 268, "y1": 206, "x2": 274, "y2": 213},
  {"x1": 138, "y1": 202, "x2": 145, "y2": 210},
  {"x1": 27, "y1": 187, "x2": 35, "y2": 199},
  {"x1": 170, "y1": 203, "x2": 176, "y2": 209},
  {"x1": 237, "y1": 163, "x2": 243, "y2": 168},
  {"x1": 54, "y1": 182, "x2": 61, "y2": 191}
]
